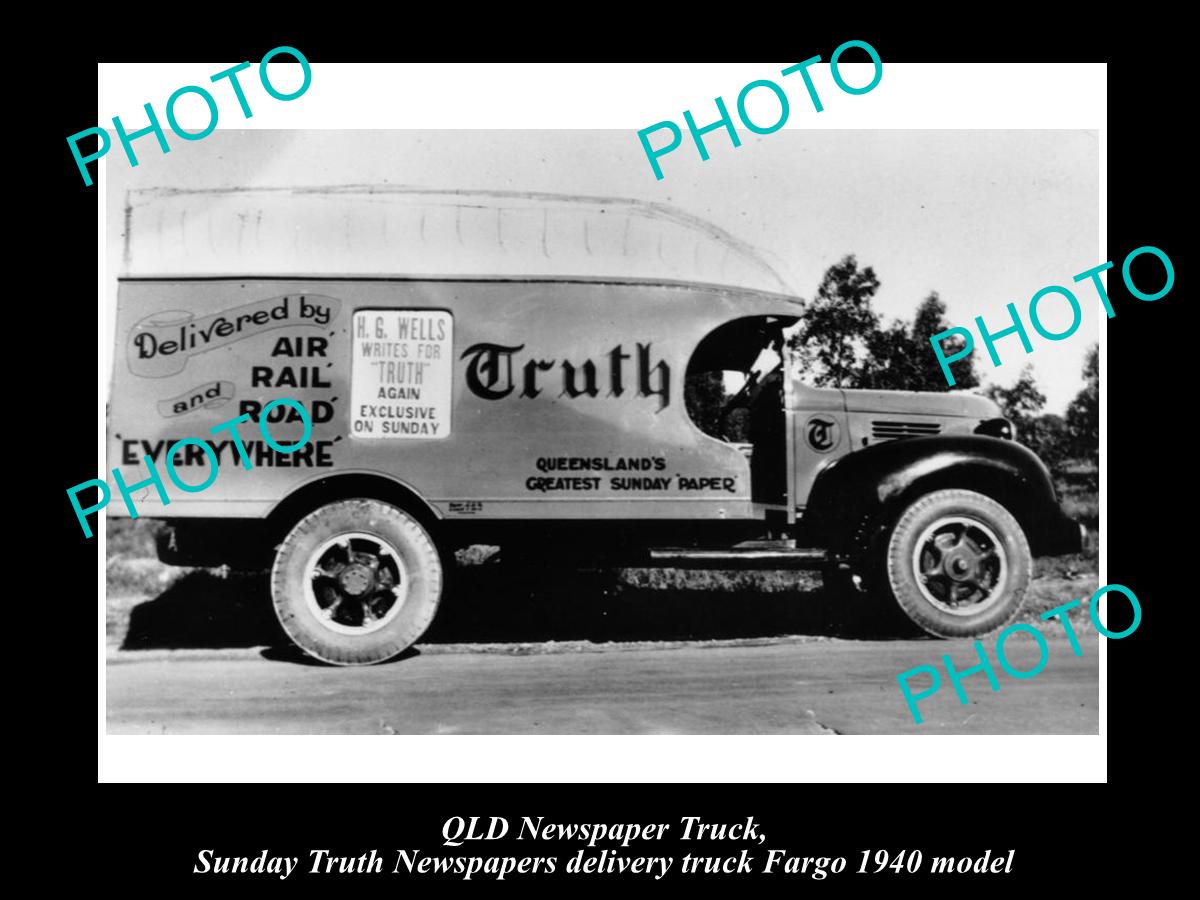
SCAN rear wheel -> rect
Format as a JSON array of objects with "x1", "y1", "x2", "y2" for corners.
[
  {"x1": 271, "y1": 499, "x2": 443, "y2": 665},
  {"x1": 884, "y1": 489, "x2": 1031, "y2": 638}
]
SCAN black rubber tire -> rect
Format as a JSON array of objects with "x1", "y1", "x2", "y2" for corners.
[
  {"x1": 271, "y1": 499, "x2": 443, "y2": 665},
  {"x1": 884, "y1": 489, "x2": 1031, "y2": 638}
]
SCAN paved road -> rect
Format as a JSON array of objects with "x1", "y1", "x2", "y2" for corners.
[{"x1": 106, "y1": 635, "x2": 1099, "y2": 734}]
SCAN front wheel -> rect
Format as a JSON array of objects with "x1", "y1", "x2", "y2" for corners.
[
  {"x1": 271, "y1": 499, "x2": 444, "y2": 665},
  {"x1": 884, "y1": 489, "x2": 1031, "y2": 638}
]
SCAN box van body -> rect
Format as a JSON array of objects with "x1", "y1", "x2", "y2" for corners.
[
  {"x1": 107, "y1": 189, "x2": 1083, "y2": 664},
  {"x1": 111, "y1": 276, "x2": 793, "y2": 524}
]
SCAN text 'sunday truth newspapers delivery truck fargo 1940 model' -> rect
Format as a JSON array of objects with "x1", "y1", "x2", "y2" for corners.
[{"x1": 107, "y1": 188, "x2": 1084, "y2": 665}]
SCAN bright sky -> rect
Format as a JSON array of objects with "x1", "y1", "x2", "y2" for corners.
[{"x1": 108, "y1": 129, "x2": 1098, "y2": 412}]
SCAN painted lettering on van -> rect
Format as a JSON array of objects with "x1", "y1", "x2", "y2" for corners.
[
  {"x1": 128, "y1": 295, "x2": 340, "y2": 378},
  {"x1": 460, "y1": 343, "x2": 670, "y2": 410},
  {"x1": 157, "y1": 380, "x2": 235, "y2": 417}
]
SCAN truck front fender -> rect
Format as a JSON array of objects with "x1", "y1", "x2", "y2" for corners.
[{"x1": 800, "y1": 434, "x2": 1082, "y2": 559}]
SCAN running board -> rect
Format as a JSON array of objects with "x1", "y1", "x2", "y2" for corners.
[{"x1": 647, "y1": 547, "x2": 828, "y2": 570}]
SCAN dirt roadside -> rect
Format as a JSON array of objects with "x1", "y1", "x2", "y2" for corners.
[{"x1": 106, "y1": 633, "x2": 1100, "y2": 735}]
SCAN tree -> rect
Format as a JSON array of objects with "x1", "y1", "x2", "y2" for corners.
[
  {"x1": 789, "y1": 255, "x2": 880, "y2": 387},
  {"x1": 1066, "y1": 344, "x2": 1099, "y2": 467},
  {"x1": 1024, "y1": 412, "x2": 1070, "y2": 472},
  {"x1": 858, "y1": 292, "x2": 979, "y2": 392},
  {"x1": 982, "y1": 365, "x2": 1047, "y2": 441},
  {"x1": 911, "y1": 293, "x2": 979, "y2": 390},
  {"x1": 786, "y1": 259, "x2": 979, "y2": 393},
  {"x1": 859, "y1": 319, "x2": 924, "y2": 390},
  {"x1": 982, "y1": 366, "x2": 1077, "y2": 473}
]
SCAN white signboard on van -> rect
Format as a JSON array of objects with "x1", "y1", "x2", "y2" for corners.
[{"x1": 351, "y1": 310, "x2": 453, "y2": 439}]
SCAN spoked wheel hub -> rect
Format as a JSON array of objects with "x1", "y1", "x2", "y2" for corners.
[
  {"x1": 304, "y1": 533, "x2": 409, "y2": 635},
  {"x1": 911, "y1": 515, "x2": 1009, "y2": 616},
  {"x1": 338, "y1": 563, "x2": 375, "y2": 596}
]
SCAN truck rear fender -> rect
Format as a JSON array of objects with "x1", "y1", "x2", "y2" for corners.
[{"x1": 265, "y1": 471, "x2": 443, "y2": 546}]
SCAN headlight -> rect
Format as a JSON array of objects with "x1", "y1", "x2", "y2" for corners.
[{"x1": 975, "y1": 418, "x2": 1015, "y2": 440}]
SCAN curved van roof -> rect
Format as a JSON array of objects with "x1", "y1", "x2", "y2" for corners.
[{"x1": 119, "y1": 187, "x2": 796, "y2": 296}]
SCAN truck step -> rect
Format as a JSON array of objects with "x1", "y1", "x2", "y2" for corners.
[{"x1": 647, "y1": 547, "x2": 827, "y2": 570}]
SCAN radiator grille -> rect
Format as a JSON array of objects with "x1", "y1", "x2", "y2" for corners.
[{"x1": 871, "y1": 420, "x2": 942, "y2": 441}]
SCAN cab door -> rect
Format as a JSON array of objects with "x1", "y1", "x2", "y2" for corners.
[{"x1": 783, "y1": 338, "x2": 849, "y2": 521}]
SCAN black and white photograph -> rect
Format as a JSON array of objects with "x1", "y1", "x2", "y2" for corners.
[{"x1": 101, "y1": 127, "x2": 1101, "y2": 736}]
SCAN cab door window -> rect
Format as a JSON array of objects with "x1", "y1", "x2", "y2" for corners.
[{"x1": 684, "y1": 315, "x2": 797, "y2": 503}]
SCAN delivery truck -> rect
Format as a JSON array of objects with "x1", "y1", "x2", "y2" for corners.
[{"x1": 106, "y1": 187, "x2": 1084, "y2": 665}]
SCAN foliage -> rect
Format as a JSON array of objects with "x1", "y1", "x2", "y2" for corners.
[
  {"x1": 982, "y1": 366, "x2": 1060, "y2": 463},
  {"x1": 859, "y1": 293, "x2": 979, "y2": 391},
  {"x1": 982, "y1": 358, "x2": 1097, "y2": 477},
  {"x1": 1024, "y1": 412, "x2": 1070, "y2": 471},
  {"x1": 982, "y1": 365, "x2": 1047, "y2": 435},
  {"x1": 789, "y1": 255, "x2": 880, "y2": 387},
  {"x1": 1066, "y1": 343, "x2": 1099, "y2": 467},
  {"x1": 786, "y1": 259, "x2": 978, "y2": 392}
]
